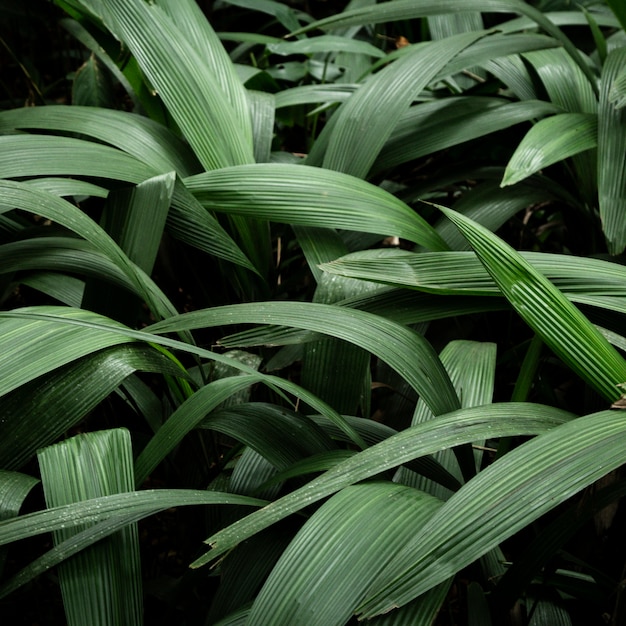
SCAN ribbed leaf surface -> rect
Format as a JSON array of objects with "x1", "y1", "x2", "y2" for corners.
[
  {"x1": 321, "y1": 31, "x2": 484, "y2": 178},
  {"x1": 0, "y1": 345, "x2": 184, "y2": 470},
  {"x1": 598, "y1": 47, "x2": 626, "y2": 254},
  {"x1": 198, "y1": 403, "x2": 572, "y2": 566},
  {"x1": 502, "y1": 113, "x2": 597, "y2": 186},
  {"x1": 292, "y1": 0, "x2": 596, "y2": 88},
  {"x1": 437, "y1": 208, "x2": 626, "y2": 402},
  {"x1": 148, "y1": 301, "x2": 460, "y2": 417},
  {"x1": 185, "y1": 164, "x2": 449, "y2": 250},
  {"x1": 0, "y1": 490, "x2": 266, "y2": 547},
  {"x1": 38, "y1": 429, "x2": 142, "y2": 626},
  {"x1": 99, "y1": 0, "x2": 254, "y2": 169},
  {"x1": 358, "y1": 411, "x2": 626, "y2": 616},
  {"x1": 248, "y1": 483, "x2": 442, "y2": 625},
  {"x1": 0, "y1": 105, "x2": 200, "y2": 176}
]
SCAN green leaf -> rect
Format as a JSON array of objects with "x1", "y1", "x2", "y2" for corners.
[
  {"x1": 38, "y1": 429, "x2": 142, "y2": 626},
  {"x1": 247, "y1": 483, "x2": 443, "y2": 625},
  {"x1": 291, "y1": 0, "x2": 597, "y2": 90},
  {"x1": 185, "y1": 164, "x2": 449, "y2": 251},
  {"x1": 607, "y1": 0, "x2": 626, "y2": 32},
  {"x1": 203, "y1": 403, "x2": 336, "y2": 472},
  {"x1": 99, "y1": 0, "x2": 254, "y2": 169},
  {"x1": 0, "y1": 307, "x2": 367, "y2": 449},
  {"x1": 0, "y1": 104, "x2": 201, "y2": 176},
  {"x1": 397, "y1": 340, "x2": 496, "y2": 493},
  {"x1": 156, "y1": 0, "x2": 253, "y2": 149},
  {"x1": 0, "y1": 179, "x2": 177, "y2": 320},
  {"x1": 0, "y1": 345, "x2": 185, "y2": 470},
  {"x1": 319, "y1": 248, "x2": 626, "y2": 300},
  {"x1": 72, "y1": 54, "x2": 114, "y2": 107},
  {"x1": 0, "y1": 134, "x2": 155, "y2": 183},
  {"x1": 148, "y1": 301, "x2": 460, "y2": 417},
  {"x1": 302, "y1": 273, "x2": 379, "y2": 415},
  {"x1": 268, "y1": 35, "x2": 385, "y2": 58},
  {"x1": 134, "y1": 376, "x2": 262, "y2": 485},
  {"x1": 197, "y1": 403, "x2": 572, "y2": 567},
  {"x1": 0, "y1": 489, "x2": 266, "y2": 547},
  {"x1": 522, "y1": 48, "x2": 597, "y2": 114},
  {"x1": 598, "y1": 47, "x2": 626, "y2": 255},
  {"x1": 0, "y1": 307, "x2": 136, "y2": 399},
  {"x1": 0, "y1": 471, "x2": 39, "y2": 575},
  {"x1": 502, "y1": 113, "x2": 597, "y2": 187},
  {"x1": 321, "y1": 31, "x2": 484, "y2": 179},
  {"x1": 357, "y1": 411, "x2": 626, "y2": 617},
  {"x1": 437, "y1": 207, "x2": 626, "y2": 402},
  {"x1": 373, "y1": 98, "x2": 560, "y2": 176}
]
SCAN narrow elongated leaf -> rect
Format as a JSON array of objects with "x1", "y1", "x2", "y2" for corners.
[
  {"x1": 302, "y1": 274, "x2": 379, "y2": 415},
  {"x1": 248, "y1": 483, "x2": 443, "y2": 625},
  {"x1": 0, "y1": 511, "x2": 148, "y2": 599},
  {"x1": 274, "y1": 84, "x2": 358, "y2": 109},
  {"x1": 197, "y1": 403, "x2": 572, "y2": 566},
  {"x1": 522, "y1": 48, "x2": 597, "y2": 114},
  {"x1": 502, "y1": 113, "x2": 597, "y2": 187},
  {"x1": 398, "y1": 340, "x2": 496, "y2": 494},
  {"x1": 0, "y1": 471, "x2": 39, "y2": 574},
  {"x1": 268, "y1": 35, "x2": 385, "y2": 58},
  {"x1": 0, "y1": 345, "x2": 185, "y2": 470},
  {"x1": 72, "y1": 54, "x2": 113, "y2": 108},
  {"x1": 0, "y1": 489, "x2": 266, "y2": 547},
  {"x1": 358, "y1": 411, "x2": 626, "y2": 616},
  {"x1": 134, "y1": 376, "x2": 261, "y2": 485},
  {"x1": 0, "y1": 237, "x2": 137, "y2": 295},
  {"x1": 608, "y1": 0, "x2": 626, "y2": 32},
  {"x1": 156, "y1": 0, "x2": 253, "y2": 148},
  {"x1": 101, "y1": 172, "x2": 175, "y2": 274},
  {"x1": 38, "y1": 429, "x2": 142, "y2": 626},
  {"x1": 185, "y1": 164, "x2": 449, "y2": 251},
  {"x1": 598, "y1": 47, "x2": 626, "y2": 255},
  {"x1": 437, "y1": 208, "x2": 626, "y2": 402},
  {"x1": 320, "y1": 249, "x2": 626, "y2": 298},
  {"x1": 0, "y1": 307, "x2": 366, "y2": 449},
  {"x1": 203, "y1": 403, "x2": 336, "y2": 471},
  {"x1": 0, "y1": 307, "x2": 136, "y2": 398},
  {"x1": 20, "y1": 272, "x2": 84, "y2": 307},
  {"x1": 321, "y1": 31, "x2": 484, "y2": 178},
  {"x1": 148, "y1": 301, "x2": 460, "y2": 417},
  {"x1": 373, "y1": 99, "x2": 560, "y2": 176},
  {"x1": 0, "y1": 133, "x2": 252, "y2": 270},
  {"x1": 99, "y1": 0, "x2": 254, "y2": 169},
  {"x1": 0, "y1": 134, "x2": 155, "y2": 183},
  {"x1": 0, "y1": 180, "x2": 177, "y2": 319},
  {"x1": 290, "y1": 0, "x2": 597, "y2": 90},
  {"x1": 0, "y1": 105, "x2": 200, "y2": 176},
  {"x1": 82, "y1": 172, "x2": 174, "y2": 321}
]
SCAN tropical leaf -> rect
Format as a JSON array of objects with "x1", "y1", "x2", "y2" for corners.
[
  {"x1": 247, "y1": 483, "x2": 443, "y2": 625},
  {"x1": 357, "y1": 411, "x2": 626, "y2": 617},
  {"x1": 290, "y1": 0, "x2": 597, "y2": 89},
  {"x1": 148, "y1": 301, "x2": 460, "y2": 417},
  {"x1": 38, "y1": 429, "x2": 142, "y2": 626},
  {"x1": 94, "y1": 0, "x2": 254, "y2": 169},
  {"x1": 436, "y1": 207, "x2": 626, "y2": 402},
  {"x1": 501, "y1": 113, "x2": 597, "y2": 187},
  {"x1": 185, "y1": 164, "x2": 449, "y2": 251},
  {"x1": 197, "y1": 403, "x2": 572, "y2": 566},
  {"x1": 0, "y1": 490, "x2": 266, "y2": 547},
  {"x1": 0, "y1": 345, "x2": 185, "y2": 470},
  {"x1": 319, "y1": 31, "x2": 485, "y2": 179},
  {"x1": 598, "y1": 47, "x2": 626, "y2": 254}
]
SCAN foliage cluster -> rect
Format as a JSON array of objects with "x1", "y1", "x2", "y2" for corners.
[{"x1": 2, "y1": 0, "x2": 626, "y2": 624}]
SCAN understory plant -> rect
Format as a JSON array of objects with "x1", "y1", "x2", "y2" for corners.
[{"x1": 2, "y1": 0, "x2": 626, "y2": 624}]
